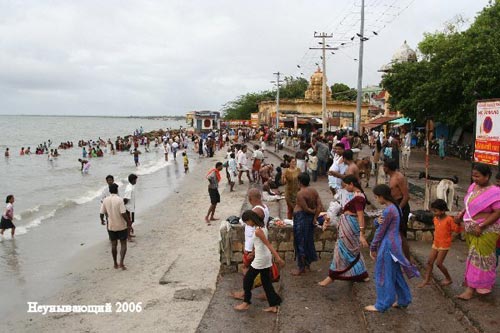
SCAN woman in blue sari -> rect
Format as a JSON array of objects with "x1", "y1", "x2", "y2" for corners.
[
  {"x1": 318, "y1": 176, "x2": 369, "y2": 286},
  {"x1": 365, "y1": 184, "x2": 419, "y2": 312}
]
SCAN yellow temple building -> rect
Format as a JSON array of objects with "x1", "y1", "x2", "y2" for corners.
[{"x1": 256, "y1": 68, "x2": 369, "y2": 130}]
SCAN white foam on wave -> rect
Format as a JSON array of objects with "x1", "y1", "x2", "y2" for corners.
[
  {"x1": 70, "y1": 188, "x2": 104, "y2": 205},
  {"x1": 14, "y1": 209, "x2": 57, "y2": 236},
  {"x1": 15, "y1": 205, "x2": 41, "y2": 221},
  {"x1": 135, "y1": 159, "x2": 169, "y2": 176}
]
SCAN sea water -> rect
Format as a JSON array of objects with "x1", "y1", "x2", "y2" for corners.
[{"x1": 0, "y1": 115, "x2": 190, "y2": 318}]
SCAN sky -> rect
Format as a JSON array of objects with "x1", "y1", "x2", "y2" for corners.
[{"x1": 0, "y1": 0, "x2": 491, "y2": 116}]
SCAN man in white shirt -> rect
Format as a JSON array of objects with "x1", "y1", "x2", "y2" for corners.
[
  {"x1": 401, "y1": 129, "x2": 412, "y2": 170},
  {"x1": 328, "y1": 143, "x2": 347, "y2": 196},
  {"x1": 237, "y1": 145, "x2": 252, "y2": 184},
  {"x1": 100, "y1": 183, "x2": 131, "y2": 270},
  {"x1": 123, "y1": 174, "x2": 138, "y2": 240},
  {"x1": 171, "y1": 141, "x2": 179, "y2": 160}
]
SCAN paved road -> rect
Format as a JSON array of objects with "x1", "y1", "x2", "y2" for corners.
[{"x1": 197, "y1": 143, "x2": 498, "y2": 333}]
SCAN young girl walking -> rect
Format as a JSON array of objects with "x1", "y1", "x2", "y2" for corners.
[
  {"x1": 0, "y1": 195, "x2": 16, "y2": 238},
  {"x1": 418, "y1": 199, "x2": 463, "y2": 287},
  {"x1": 234, "y1": 210, "x2": 284, "y2": 313}
]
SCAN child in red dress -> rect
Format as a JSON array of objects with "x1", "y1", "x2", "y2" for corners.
[{"x1": 418, "y1": 199, "x2": 463, "y2": 287}]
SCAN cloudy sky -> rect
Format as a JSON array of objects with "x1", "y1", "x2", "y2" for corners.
[{"x1": 0, "y1": 0, "x2": 490, "y2": 116}]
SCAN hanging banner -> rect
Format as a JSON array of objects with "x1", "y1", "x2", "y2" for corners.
[{"x1": 474, "y1": 100, "x2": 500, "y2": 166}]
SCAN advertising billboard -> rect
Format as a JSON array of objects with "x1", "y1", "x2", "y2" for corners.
[{"x1": 474, "y1": 100, "x2": 500, "y2": 166}]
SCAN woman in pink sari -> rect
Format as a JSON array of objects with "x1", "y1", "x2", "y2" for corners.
[{"x1": 456, "y1": 164, "x2": 500, "y2": 300}]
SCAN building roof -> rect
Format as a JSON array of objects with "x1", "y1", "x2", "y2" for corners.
[
  {"x1": 364, "y1": 116, "x2": 401, "y2": 130},
  {"x1": 379, "y1": 41, "x2": 417, "y2": 72}
]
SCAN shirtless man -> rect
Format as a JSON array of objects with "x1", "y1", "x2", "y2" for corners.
[
  {"x1": 342, "y1": 149, "x2": 360, "y2": 181},
  {"x1": 383, "y1": 159, "x2": 411, "y2": 260},
  {"x1": 259, "y1": 164, "x2": 273, "y2": 184},
  {"x1": 292, "y1": 172, "x2": 323, "y2": 275}
]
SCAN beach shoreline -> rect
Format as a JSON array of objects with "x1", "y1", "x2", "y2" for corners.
[{"x1": 6, "y1": 147, "x2": 246, "y2": 332}]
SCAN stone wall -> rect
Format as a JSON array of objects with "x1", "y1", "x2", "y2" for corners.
[{"x1": 219, "y1": 224, "x2": 338, "y2": 273}]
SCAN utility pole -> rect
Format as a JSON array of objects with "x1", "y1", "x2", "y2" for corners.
[
  {"x1": 271, "y1": 72, "x2": 283, "y2": 130},
  {"x1": 355, "y1": 0, "x2": 365, "y2": 133},
  {"x1": 310, "y1": 32, "x2": 337, "y2": 134}
]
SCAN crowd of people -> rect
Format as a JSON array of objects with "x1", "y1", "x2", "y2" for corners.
[{"x1": 209, "y1": 125, "x2": 500, "y2": 314}]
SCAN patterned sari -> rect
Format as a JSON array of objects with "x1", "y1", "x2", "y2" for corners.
[
  {"x1": 463, "y1": 184, "x2": 500, "y2": 293},
  {"x1": 329, "y1": 192, "x2": 368, "y2": 281}
]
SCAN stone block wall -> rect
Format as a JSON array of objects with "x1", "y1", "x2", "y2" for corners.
[
  {"x1": 219, "y1": 224, "x2": 338, "y2": 273},
  {"x1": 219, "y1": 212, "x2": 380, "y2": 273}
]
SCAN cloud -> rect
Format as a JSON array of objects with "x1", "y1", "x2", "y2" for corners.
[{"x1": 0, "y1": 0, "x2": 490, "y2": 116}]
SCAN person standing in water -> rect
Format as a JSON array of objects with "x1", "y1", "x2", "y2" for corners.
[
  {"x1": 78, "y1": 158, "x2": 90, "y2": 173},
  {"x1": 133, "y1": 148, "x2": 141, "y2": 167},
  {"x1": 0, "y1": 195, "x2": 15, "y2": 238}
]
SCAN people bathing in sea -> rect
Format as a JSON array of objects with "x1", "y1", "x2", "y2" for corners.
[
  {"x1": 418, "y1": 199, "x2": 463, "y2": 288},
  {"x1": 4, "y1": 148, "x2": 9, "y2": 157},
  {"x1": 0, "y1": 195, "x2": 15, "y2": 238},
  {"x1": 20, "y1": 147, "x2": 25, "y2": 156},
  {"x1": 78, "y1": 158, "x2": 90, "y2": 173},
  {"x1": 100, "y1": 183, "x2": 131, "y2": 270}
]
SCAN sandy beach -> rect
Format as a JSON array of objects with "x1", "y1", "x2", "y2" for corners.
[{"x1": 7, "y1": 148, "x2": 245, "y2": 332}]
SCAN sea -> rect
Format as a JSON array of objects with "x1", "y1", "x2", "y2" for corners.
[{"x1": 0, "y1": 115, "x2": 190, "y2": 318}]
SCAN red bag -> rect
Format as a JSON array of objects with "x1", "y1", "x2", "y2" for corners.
[{"x1": 271, "y1": 262, "x2": 280, "y2": 282}]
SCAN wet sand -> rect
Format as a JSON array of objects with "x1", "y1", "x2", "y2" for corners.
[{"x1": 5, "y1": 147, "x2": 247, "y2": 332}]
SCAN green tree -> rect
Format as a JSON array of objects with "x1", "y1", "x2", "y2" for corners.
[
  {"x1": 382, "y1": 0, "x2": 500, "y2": 126},
  {"x1": 279, "y1": 76, "x2": 309, "y2": 99},
  {"x1": 222, "y1": 76, "x2": 309, "y2": 119},
  {"x1": 331, "y1": 83, "x2": 357, "y2": 101},
  {"x1": 222, "y1": 91, "x2": 273, "y2": 120}
]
